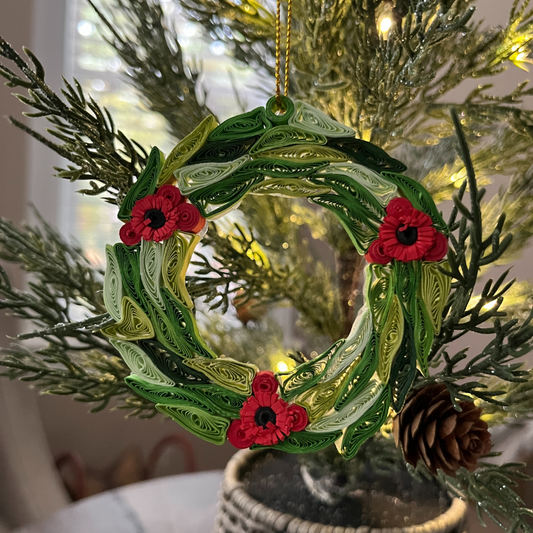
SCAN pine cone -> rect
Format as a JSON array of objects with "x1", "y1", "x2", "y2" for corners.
[{"x1": 393, "y1": 384, "x2": 491, "y2": 477}]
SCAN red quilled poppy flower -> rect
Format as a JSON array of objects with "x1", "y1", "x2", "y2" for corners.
[
  {"x1": 365, "y1": 198, "x2": 448, "y2": 264},
  {"x1": 227, "y1": 371, "x2": 309, "y2": 449},
  {"x1": 119, "y1": 185, "x2": 206, "y2": 245}
]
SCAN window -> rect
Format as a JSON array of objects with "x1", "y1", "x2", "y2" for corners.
[{"x1": 67, "y1": 0, "x2": 263, "y2": 264}]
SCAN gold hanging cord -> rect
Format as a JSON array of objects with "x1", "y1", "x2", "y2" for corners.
[{"x1": 275, "y1": 0, "x2": 293, "y2": 105}]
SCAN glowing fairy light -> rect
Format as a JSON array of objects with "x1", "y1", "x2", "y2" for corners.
[
  {"x1": 276, "y1": 361, "x2": 289, "y2": 373},
  {"x1": 376, "y1": 1, "x2": 394, "y2": 39},
  {"x1": 482, "y1": 300, "x2": 498, "y2": 312},
  {"x1": 379, "y1": 17, "x2": 392, "y2": 35}
]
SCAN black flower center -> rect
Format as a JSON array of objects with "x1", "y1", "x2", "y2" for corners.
[
  {"x1": 255, "y1": 406, "x2": 277, "y2": 428},
  {"x1": 396, "y1": 226, "x2": 418, "y2": 245},
  {"x1": 144, "y1": 208, "x2": 167, "y2": 229}
]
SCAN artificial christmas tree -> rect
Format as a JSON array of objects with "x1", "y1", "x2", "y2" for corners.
[{"x1": 1, "y1": 0, "x2": 533, "y2": 530}]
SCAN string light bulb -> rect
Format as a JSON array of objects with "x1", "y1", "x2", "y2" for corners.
[
  {"x1": 376, "y1": 1, "x2": 394, "y2": 39},
  {"x1": 276, "y1": 361, "x2": 289, "y2": 372}
]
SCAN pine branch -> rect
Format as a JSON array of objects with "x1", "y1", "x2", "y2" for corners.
[
  {"x1": 0, "y1": 37, "x2": 146, "y2": 202},
  {"x1": 439, "y1": 463, "x2": 533, "y2": 533},
  {"x1": 0, "y1": 343, "x2": 157, "y2": 417},
  {"x1": 89, "y1": 0, "x2": 212, "y2": 140}
]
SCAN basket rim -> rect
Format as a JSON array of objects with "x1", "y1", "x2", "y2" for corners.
[{"x1": 220, "y1": 448, "x2": 468, "y2": 533}]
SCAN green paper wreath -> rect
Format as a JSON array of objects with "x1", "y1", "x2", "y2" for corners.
[{"x1": 102, "y1": 96, "x2": 451, "y2": 459}]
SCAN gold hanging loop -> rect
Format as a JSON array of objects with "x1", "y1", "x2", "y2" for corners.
[{"x1": 275, "y1": 0, "x2": 292, "y2": 108}]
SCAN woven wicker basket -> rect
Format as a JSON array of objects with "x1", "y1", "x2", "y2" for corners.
[{"x1": 216, "y1": 449, "x2": 468, "y2": 533}]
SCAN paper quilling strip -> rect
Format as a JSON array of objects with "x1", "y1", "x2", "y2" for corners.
[{"x1": 101, "y1": 95, "x2": 451, "y2": 458}]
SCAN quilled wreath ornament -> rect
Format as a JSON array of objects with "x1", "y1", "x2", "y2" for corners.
[{"x1": 101, "y1": 93, "x2": 452, "y2": 459}]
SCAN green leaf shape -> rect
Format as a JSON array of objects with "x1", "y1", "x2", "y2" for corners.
[
  {"x1": 250, "y1": 177, "x2": 332, "y2": 197},
  {"x1": 236, "y1": 157, "x2": 328, "y2": 177},
  {"x1": 289, "y1": 100, "x2": 355, "y2": 137},
  {"x1": 157, "y1": 288, "x2": 217, "y2": 358},
  {"x1": 315, "y1": 173, "x2": 386, "y2": 222},
  {"x1": 176, "y1": 156, "x2": 249, "y2": 195},
  {"x1": 114, "y1": 243, "x2": 144, "y2": 306},
  {"x1": 393, "y1": 261, "x2": 419, "y2": 324},
  {"x1": 157, "y1": 403, "x2": 230, "y2": 445},
  {"x1": 249, "y1": 125, "x2": 327, "y2": 155},
  {"x1": 103, "y1": 244, "x2": 124, "y2": 322},
  {"x1": 335, "y1": 336, "x2": 378, "y2": 410},
  {"x1": 118, "y1": 146, "x2": 163, "y2": 221},
  {"x1": 140, "y1": 239, "x2": 165, "y2": 310},
  {"x1": 158, "y1": 115, "x2": 218, "y2": 186},
  {"x1": 162, "y1": 232, "x2": 199, "y2": 309},
  {"x1": 280, "y1": 339, "x2": 344, "y2": 401},
  {"x1": 310, "y1": 194, "x2": 378, "y2": 254},
  {"x1": 419, "y1": 261, "x2": 451, "y2": 335},
  {"x1": 137, "y1": 340, "x2": 210, "y2": 385},
  {"x1": 380, "y1": 172, "x2": 447, "y2": 232},
  {"x1": 125, "y1": 375, "x2": 245, "y2": 418},
  {"x1": 413, "y1": 297, "x2": 434, "y2": 377},
  {"x1": 389, "y1": 326, "x2": 417, "y2": 412},
  {"x1": 111, "y1": 339, "x2": 174, "y2": 386},
  {"x1": 296, "y1": 365, "x2": 354, "y2": 422},
  {"x1": 182, "y1": 357, "x2": 258, "y2": 396},
  {"x1": 317, "y1": 163, "x2": 398, "y2": 203},
  {"x1": 340, "y1": 386, "x2": 391, "y2": 459},
  {"x1": 258, "y1": 144, "x2": 348, "y2": 163},
  {"x1": 322, "y1": 308, "x2": 372, "y2": 381},
  {"x1": 188, "y1": 173, "x2": 264, "y2": 219},
  {"x1": 253, "y1": 429, "x2": 342, "y2": 453},
  {"x1": 208, "y1": 106, "x2": 271, "y2": 142},
  {"x1": 264, "y1": 95, "x2": 295, "y2": 126},
  {"x1": 101, "y1": 296, "x2": 154, "y2": 341},
  {"x1": 367, "y1": 264, "x2": 394, "y2": 328},
  {"x1": 188, "y1": 136, "x2": 258, "y2": 164},
  {"x1": 307, "y1": 380, "x2": 383, "y2": 433},
  {"x1": 327, "y1": 138, "x2": 407, "y2": 174},
  {"x1": 377, "y1": 294, "x2": 404, "y2": 384}
]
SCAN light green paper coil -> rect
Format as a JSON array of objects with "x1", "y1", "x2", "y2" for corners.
[
  {"x1": 377, "y1": 294, "x2": 404, "y2": 384},
  {"x1": 289, "y1": 101, "x2": 355, "y2": 138},
  {"x1": 157, "y1": 404, "x2": 229, "y2": 445},
  {"x1": 323, "y1": 308, "x2": 372, "y2": 380},
  {"x1": 110, "y1": 339, "x2": 174, "y2": 386},
  {"x1": 258, "y1": 144, "x2": 348, "y2": 163},
  {"x1": 175, "y1": 156, "x2": 249, "y2": 194},
  {"x1": 307, "y1": 380, "x2": 383, "y2": 433},
  {"x1": 140, "y1": 240, "x2": 165, "y2": 310},
  {"x1": 296, "y1": 365, "x2": 355, "y2": 422},
  {"x1": 249, "y1": 125, "x2": 327, "y2": 155},
  {"x1": 318, "y1": 163, "x2": 398, "y2": 202},
  {"x1": 183, "y1": 358, "x2": 258, "y2": 396},
  {"x1": 158, "y1": 115, "x2": 218, "y2": 186},
  {"x1": 102, "y1": 296, "x2": 155, "y2": 341},
  {"x1": 250, "y1": 177, "x2": 332, "y2": 198},
  {"x1": 162, "y1": 232, "x2": 199, "y2": 309},
  {"x1": 103, "y1": 245, "x2": 123, "y2": 322},
  {"x1": 420, "y1": 261, "x2": 451, "y2": 335}
]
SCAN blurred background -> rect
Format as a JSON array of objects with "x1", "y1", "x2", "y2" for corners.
[{"x1": 1, "y1": 0, "x2": 533, "y2": 530}]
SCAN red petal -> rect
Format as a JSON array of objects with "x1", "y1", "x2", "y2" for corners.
[
  {"x1": 131, "y1": 196, "x2": 154, "y2": 218},
  {"x1": 119, "y1": 222, "x2": 141, "y2": 246},
  {"x1": 253, "y1": 390, "x2": 274, "y2": 407},
  {"x1": 252, "y1": 371, "x2": 279, "y2": 396},
  {"x1": 386, "y1": 198, "x2": 414, "y2": 217},
  {"x1": 177, "y1": 203, "x2": 205, "y2": 233},
  {"x1": 227, "y1": 419, "x2": 255, "y2": 449},
  {"x1": 157, "y1": 185, "x2": 184, "y2": 206},
  {"x1": 288, "y1": 404, "x2": 309, "y2": 432},
  {"x1": 365, "y1": 239, "x2": 392, "y2": 265},
  {"x1": 271, "y1": 397, "x2": 289, "y2": 415},
  {"x1": 424, "y1": 232, "x2": 448, "y2": 262}
]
